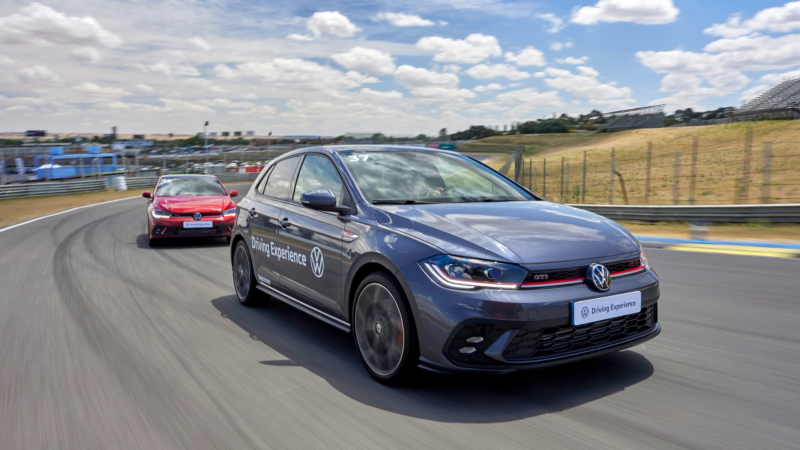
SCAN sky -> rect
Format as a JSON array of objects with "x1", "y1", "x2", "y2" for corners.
[{"x1": 2, "y1": 0, "x2": 800, "y2": 136}]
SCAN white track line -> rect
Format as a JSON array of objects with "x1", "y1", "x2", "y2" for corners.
[{"x1": 0, "y1": 196, "x2": 139, "y2": 234}]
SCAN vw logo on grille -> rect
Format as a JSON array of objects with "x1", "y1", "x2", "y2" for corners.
[
  {"x1": 310, "y1": 247, "x2": 324, "y2": 278},
  {"x1": 587, "y1": 263, "x2": 611, "y2": 291},
  {"x1": 193, "y1": 212, "x2": 202, "y2": 220},
  {"x1": 581, "y1": 306, "x2": 589, "y2": 319}
]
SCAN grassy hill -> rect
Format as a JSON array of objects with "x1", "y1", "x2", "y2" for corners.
[{"x1": 468, "y1": 121, "x2": 800, "y2": 205}]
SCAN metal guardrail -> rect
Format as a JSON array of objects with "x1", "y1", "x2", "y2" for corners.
[
  {"x1": 569, "y1": 203, "x2": 800, "y2": 223},
  {"x1": 0, "y1": 180, "x2": 107, "y2": 200},
  {"x1": 216, "y1": 173, "x2": 259, "y2": 182},
  {"x1": 124, "y1": 177, "x2": 159, "y2": 189}
]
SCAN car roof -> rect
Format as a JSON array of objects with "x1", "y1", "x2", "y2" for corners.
[
  {"x1": 289, "y1": 145, "x2": 454, "y2": 156},
  {"x1": 160, "y1": 174, "x2": 218, "y2": 179}
]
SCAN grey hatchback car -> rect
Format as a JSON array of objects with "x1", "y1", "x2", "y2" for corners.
[{"x1": 230, "y1": 146, "x2": 660, "y2": 383}]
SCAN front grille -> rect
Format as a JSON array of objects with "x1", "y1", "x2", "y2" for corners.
[
  {"x1": 502, "y1": 304, "x2": 657, "y2": 361},
  {"x1": 172, "y1": 212, "x2": 220, "y2": 218},
  {"x1": 160, "y1": 225, "x2": 229, "y2": 236},
  {"x1": 523, "y1": 257, "x2": 642, "y2": 286}
]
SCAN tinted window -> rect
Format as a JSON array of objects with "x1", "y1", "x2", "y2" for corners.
[
  {"x1": 340, "y1": 151, "x2": 533, "y2": 203},
  {"x1": 156, "y1": 177, "x2": 227, "y2": 197},
  {"x1": 262, "y1": 157, "x2": 300, "y2": 199},
  {"x1": 256, "y1": 166, "x2": 273, "y2": 194},
  {"x1": 293, "y1": 155, "x2": 345, "y2": 206}
]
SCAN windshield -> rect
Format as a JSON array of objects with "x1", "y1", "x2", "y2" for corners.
[
  {"x1": 339, "y1": 150, "x2": 534, "y2": 204},
  {"x1": 156, "y1": 177, "x2": 228, "y2": 197}
]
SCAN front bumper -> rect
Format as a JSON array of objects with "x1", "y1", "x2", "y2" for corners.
[
  {"x1": 399, "y1": 263, "x2": 661, "y2": 374},
  {"x1": 150, "y1": 216, "x2": 235, "y2": 239}
]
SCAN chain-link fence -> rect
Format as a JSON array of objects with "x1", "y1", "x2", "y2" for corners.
[{"x1": 519, "y1": 128, "x2": 800, "y2": 205}]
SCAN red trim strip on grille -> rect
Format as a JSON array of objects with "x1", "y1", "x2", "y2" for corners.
[
  {"x1": 521, "y1": 277, "x2": 584, "y2": 287},
  {"x1": 610, "y1": 264, "x2": 645, "y2": 277}
]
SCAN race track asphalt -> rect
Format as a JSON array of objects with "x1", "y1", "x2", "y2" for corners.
[{"x1": 1, "y1": 185, "x2": 798, "y2": 450}]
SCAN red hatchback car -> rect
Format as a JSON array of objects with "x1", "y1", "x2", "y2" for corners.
[{"x1": 143, "y1": 175, "x2": 238, "y2": 246}]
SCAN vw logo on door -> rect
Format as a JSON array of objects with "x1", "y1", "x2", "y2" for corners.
[
  {"x1": 193, "y1": 212, "x2": 202, "y2": 220},
  {"x1": 586, "y1": 263, "x2": 611, "y2": 292},
  {"x1": 310, "y1": 247, "x2": 324, "y2": 278}
]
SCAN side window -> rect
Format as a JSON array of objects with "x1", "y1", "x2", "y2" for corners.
[
  {"x1": 293, "y1": 155, "x2": 346, "y2": 206},
  {"x1": 263, "y1": 157, "x2": 300, "y2": 199},
  {"x1": 256, "y1": 166, "x2": 273, "y2": 195}
]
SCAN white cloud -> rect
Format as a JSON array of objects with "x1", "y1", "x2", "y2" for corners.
[
  {"x1": 505, "y1": 47, "x2": 546, "y2": 67},
  {"x1": 638, "y1": 33, "x2": 800, "y2": 76},
  {"x1": 542, "y1": 66, "x2": 634, "y2": 106},
  {"x1": 159, "y1": 98, "x2": 213, "y2": 113},
  {"x1": 17, "y1": 65, "x2": 61, "y2": 84},
  {"x1": 705, "y1": 2, "x2": 800, "y2": 38},
  {"x1": 372, "y1": 12, "x2": 435, "y2": 27},
  {"x1": 497, "y1": 88, "x2": 565, "y2": 108},
  {"x1": 138, "y1": 62, "x2": 200, "y2": 77},
  {"x1": 0, "y1": 3, "x2": 122, "y2": 47},
  {"x1": 0, "y1": 55, "x2": 17, "y2": 65},
  {"x1": 407, "y1": 87, "x2": 476, "y2": 100},
  {"x1": 189, "y1": 36, "x2": 211, "y2": 50},
  {"x1": 416, "y1": 33, "x2": 502, "y2": 64},
  {"x1": 474, "y1": 83, "x2": 504, "y2": 92},
  {"x1": 571, "y1": 0, "x2": 679, "y2": 25},
  {"x1": 465, "y1": 64, "x2": 530, "y2": 80},
  {"x1": 213, "y1": 58, "x2": 377, "y2": 91},
  {"x1": 537, "y1": 13, "x2": 566, "y2": 33},
  {"x1": 394, "y1": 65, "x2": 459, "y2": 88},
  {"x1": 70, "y1": 82, "x2": 128, "y2": 99},
  {"x1": 331, "y1": 47, "x2": 395, "y2": 75},
  {"x1": 550, "y1": 41, "x2": 574, "y2": 51},
  {"x1": 213, "y1": 64, "x2": 238, "y2": 79},
  {"x1": 135, "y1": 84, "x2": 154, "y2": 92},
  {"x1": 360, "y1": 88, "x2": 404, "y2": 99},
  {"x1": 290, "y1": 11, "x2": 360, "y2": 40},
  {"x1": 72, "y1": 46, "x2": 101, "y2": 64},
  {"x1": 287, "y1": 33, "x2": 314, "y2": 41},
  {"x1": 557, "y1": 56, "x2": 589, "y2": 65}
]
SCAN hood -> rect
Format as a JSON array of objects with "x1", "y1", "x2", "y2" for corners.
[
  {"x1": 156, "y1": 196, "x2": 233, "y2": 214},
  {"x1": 373, "y1": 201, "x2": 639, "y2": 264}
]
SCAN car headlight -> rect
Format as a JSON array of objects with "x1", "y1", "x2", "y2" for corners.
[
  {"x1": 640, "y1": 248, "x2": 649, "y2": 270},
  {"x1": 222, "y1": 207, "x2": 237, "y2": 216},
  {"x1": 420, "y1": 255, "x2": 527, "y2": 290},
  {"x1": 152, "y1": 209, "x2": 171, "y2": 218}
]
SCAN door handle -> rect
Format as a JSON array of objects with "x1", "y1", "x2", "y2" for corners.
[
  {"x1": 248, "y1": 207, "x2": 257, "y2": 216},
  {"x1": 280, "y1": 217, "x2": 291, "y2": 228}
]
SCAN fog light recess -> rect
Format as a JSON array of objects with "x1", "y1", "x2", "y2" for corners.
[
  {"x1": 458, "y1": 347, "x2": 477, "y2": 355},
  {"x1": 466, "y1": 336, "x2": 484, "y2": 344}
]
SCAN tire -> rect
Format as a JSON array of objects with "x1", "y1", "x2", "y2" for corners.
[
  {"x1": 148, "y1": 237, "x2": 159, "y2": 247},
  {"x1": 352, "y1": 272, "x2": 419, "y2": 384},
  {"x1": 232, "y1": 240, "x2": 259, "y2": 306}
]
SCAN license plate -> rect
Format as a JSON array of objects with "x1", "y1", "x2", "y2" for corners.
[
  {"x1": 571, "y1": 291, "x2": 641, "y2": 326},
  {"x1": 183, "y1": 221, "x2": 213, "y2": 228}
]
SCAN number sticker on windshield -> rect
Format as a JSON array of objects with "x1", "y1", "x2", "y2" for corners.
[{"x1": 348, "y1": 155, "x2": 369, "y2": 162}]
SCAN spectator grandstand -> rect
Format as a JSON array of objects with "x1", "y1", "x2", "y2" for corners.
[
  {"x1": 598, "y1": 105, "x2": 665, "y2": 131},
  {"x1": 734, "y1": 76, "x2": 800, "y2": 120}
]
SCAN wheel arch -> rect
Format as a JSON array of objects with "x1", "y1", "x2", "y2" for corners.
[{"x1": 344, "y1": 253, "x2": 417, "y2": 328}]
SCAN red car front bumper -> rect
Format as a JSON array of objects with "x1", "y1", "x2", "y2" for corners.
[{"x1": 149, "y1": 215, "x2": 235, "y2": 239}]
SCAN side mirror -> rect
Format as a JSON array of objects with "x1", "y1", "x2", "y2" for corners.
[
  {"x1": 142, "y1": 191, "x2": 151, "y2": 198},
  {"x1": 301, "y1": 189, "x2": 350, "y2": 214},
  {"x1": 229, "y1": 190, "x2": 238, "y2": 197}
]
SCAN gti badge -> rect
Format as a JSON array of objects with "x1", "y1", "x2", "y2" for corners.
[
  {"x1": 587, "y1": 263, "x2": 611, "y2": 292},
  {"x1": 193, "y1": 212, "x2": 202, "y2": 220}
]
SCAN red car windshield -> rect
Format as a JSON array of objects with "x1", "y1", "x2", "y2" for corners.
[{"x1": 156, "y1": 178, "x2": 227, "y2": 197}]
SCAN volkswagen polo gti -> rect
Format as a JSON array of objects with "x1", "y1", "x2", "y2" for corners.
[{"x1": 229, "y1": 146, "x2": 660, "y2": 383}]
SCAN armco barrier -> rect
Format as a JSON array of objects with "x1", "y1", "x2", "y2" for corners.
[
  {"x1": 0, "y1": 180, "x2": 107, "y2": 200},
  {"x1": 569, "y1": 203, "x2": 800, "y2": 223},
  {"x1": 124, "y1": 177, "x2": 159, "y2": 189}
]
